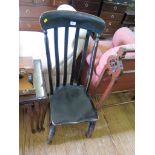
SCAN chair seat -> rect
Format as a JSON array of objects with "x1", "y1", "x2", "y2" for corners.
[{"x1": 51, "y1": 85, "x2": 98, "y2": 125}]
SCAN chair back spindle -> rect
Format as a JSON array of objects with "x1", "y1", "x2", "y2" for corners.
[
  {"x1": 54, "y1": 28, "x2": 60, "y2": 88},
  {"x1": 77, "y1": 31, "x2": 90, "y2": 85},
  {"x1": 85, "y1": 34, "x2": 100, "y2": 92},
  {"x1": 44, "y1": 30, "x2": 54, "y2": 94},
  {"x1": 70, "y1": 27, "x2": 80, "y2": 85},
  {"x1": 63, "y1": 27, "x2": 69, "y2": 86}
]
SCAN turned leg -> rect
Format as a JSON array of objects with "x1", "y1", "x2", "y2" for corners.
[
  {"x1": 34, "y1": 101, "x2": 41, "y2": 132},
  {"x1": 40, "y1": 100, "x2": 49, "y2": 131},
  {"x1": 131, "y1": 95, "x2": 135, "y2": 101},
  {"x1": 27, "y1": 104, "x2": 36, "y2": 133},
  {"x1": 47, "y1": 123, "x2": 56, "y2": 144},
  {"x1": 85, "y1": 121, "x2": 96, "y2": 138}
]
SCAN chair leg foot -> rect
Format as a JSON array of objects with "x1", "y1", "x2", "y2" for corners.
[
  {"x1": 37, "y1": 127, "x2": 41, "y2": 132},
  {"x1": 131, "y1": 95, "x2": 135, "y2": 101},
  {"x1": 47, "y1": 124, "x2": 56, "y2": 144},
  {"x1": 85, "y1": 121, "x2": 96, "y2": 138},
  {"x1": 31, "y1": 129, "x2": 36, "y2": 134},
  {"x1": 41, "y1": 127, "x2": 45, "y2": 131}
]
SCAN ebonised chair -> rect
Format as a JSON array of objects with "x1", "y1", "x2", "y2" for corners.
[{"x1": 40, "y1": 10, "x2": 105, "y2": 144}]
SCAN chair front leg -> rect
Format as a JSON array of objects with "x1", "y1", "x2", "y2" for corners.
[
  {"x1": 85, "y1": 121, "x2": 96, "y2": 138},
  {"x1": 47, "y1": 122, "x2": 56, "y2": 144}
]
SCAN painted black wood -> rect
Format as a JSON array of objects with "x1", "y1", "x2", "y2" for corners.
[
  {"x1": 63, "y1": 27, "x2": 69, "y2": 86},
  {"x1": 44, "y1": 30, "x2": 53, "y2": 94},
  {"x1": 40, "y1": 10, "x2": 105, "y2": 142},
  {"x1": 54, "y1": 28, "x2": 60, "y2": 88},
  {"x1": 85, "y1": 34, "x2": 100, "y2": 92},
  {"x1": 77, "y1": 31, "x2": 90, "y2": 85},
  {"x1": 40, "y1": 10, "x2": 105, "y2": 34},
  {"x1": 70, "y1": 27, "x2": 80, "y2": 85}
]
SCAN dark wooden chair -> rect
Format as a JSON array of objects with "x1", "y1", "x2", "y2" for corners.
[{"x1": 40, "y1": 10, "x2": 105, "y2": 144}]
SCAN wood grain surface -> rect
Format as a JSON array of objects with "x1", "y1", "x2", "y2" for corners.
[{"x1": 19, "y1": 92, "x2": 135, "y2": 155}]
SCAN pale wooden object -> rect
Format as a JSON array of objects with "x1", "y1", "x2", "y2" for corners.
[
  {"x1": 19, "y1": 57, "x2": 34, "y2": 74},
  {"x1": 19, "y1": 57, "x2": 35, "y2": 96},
  {"x1": 19, "y1": 74, "x2": 35, "y2": 96}
]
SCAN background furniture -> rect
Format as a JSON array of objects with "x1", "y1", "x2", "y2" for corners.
[
  {"x1": 19, "y1": 59, "x2": 49, "y2": 133},
  {"x1": 94, "y1": 48, "x2": 135, "y2": 110},
  {"x1": 71, "y1": 0, "x2": 102, "y2": 16},
  {"x1": 95, "y1": 48, "x2": 135, "y2": 109},
  {"x1": 122, "y1": 10, "x2": 135, "y2": 28},
  {"x1": 96, "y1": 56, "x2": 134, "y2": 94},
  {"x1": 19, "y1": 0, "x2": 72, "y2": 31},
  {"x1": 19, "y1": 0, "x2": 134, "y2": 33},
  {"x1": 98, "y1": 1, "x2": 135, "y2": 94},
  {"x1": 100, "y1": 1, "x2": 128, "y2": 38},
  {"x1": 80, "y1": 46, "x2": 134, "y2": 110}
]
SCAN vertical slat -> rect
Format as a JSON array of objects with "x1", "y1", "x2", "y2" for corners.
[
  {"x1": 70, "y1": 27, "x2": 80, "y2": 85},
  {"x1": 44, "y1": 30, "x2": 53, "y2": 94},
  {"x1": 63, "y1": 27, "x2": 69, "y2": 86},
  {"x1": 85, "y1": 33, "x2": 100, "y2": 92},
  {"x1": 77, "y1": 31, "x2": 90, "y2": 85},
  {"x1": 54, "y1": 28, "x2": 60, "y2": 88}
]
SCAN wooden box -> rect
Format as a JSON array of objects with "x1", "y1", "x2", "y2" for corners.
[
  {"x1": 19, "y1": 57, "x2": 36, "y2": 96},
  {"x1": 19, "y1": 74, "x2": 36, "y2": 96},
  {"x1": 19, "y1": 57, "x2": 34, "y2": 74}
]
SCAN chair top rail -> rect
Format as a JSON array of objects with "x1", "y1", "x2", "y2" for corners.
[{"x1": 40, "y1": 10, "x2": 105, "y2": 34}]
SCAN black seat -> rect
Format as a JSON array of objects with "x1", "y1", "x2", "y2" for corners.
[
  {"x1": 40, "y1": 10, "x2": 105, "y2": 144},
  {"x1": 51, "y1": 85, "x2": 98, "y2": 125}
]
